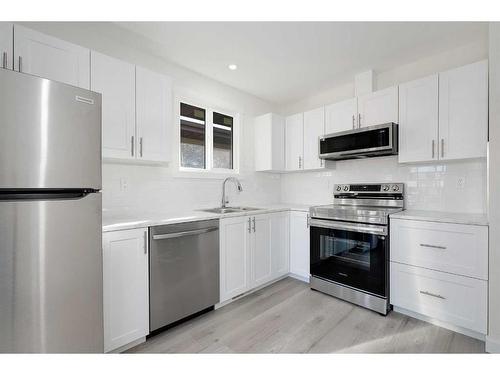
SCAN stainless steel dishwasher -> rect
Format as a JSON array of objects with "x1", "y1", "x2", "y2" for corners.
[{"x1": 149, "y1": 219, "x2": 219, "y2": 333}]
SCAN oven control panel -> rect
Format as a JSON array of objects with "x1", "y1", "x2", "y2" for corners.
[{"x1": 334, "y1": 183, "x2": 404, "y2": 194}]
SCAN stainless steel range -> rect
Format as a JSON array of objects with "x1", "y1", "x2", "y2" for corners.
[{"x1": 309, "y1": 183, "x2": 404, "y2": 315}]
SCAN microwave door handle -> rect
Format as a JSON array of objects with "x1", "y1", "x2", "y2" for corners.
[{"x1": 309, "y1": 219, "x2": 387, "y2": 236}]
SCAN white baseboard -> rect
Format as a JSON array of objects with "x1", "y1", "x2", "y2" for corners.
[
  {"x1": 393, "y1": 306, "x2": 485, "y2": 341},
  {"x1": 108, "y1": 337, "x2": 146, "y2": 354},
  {"x1": 288, "y1": 272, "x2": 309, "y2": 283},
  {"x1": 486, "y1": 336, "x2": 500, "y2": 353}
]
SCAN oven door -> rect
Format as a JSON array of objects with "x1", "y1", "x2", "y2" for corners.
[{"x1": 309, "y1": 218, "x2": 388, "y2": 297}]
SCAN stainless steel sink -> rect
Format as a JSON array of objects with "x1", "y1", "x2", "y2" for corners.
[{"x1": 199, "y1": 207, "x2": 262, "y2": 214}]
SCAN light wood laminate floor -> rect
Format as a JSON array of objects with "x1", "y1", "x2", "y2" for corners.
[{"x1": 127, "y1": 277, "x2": 485, "y2": 354}]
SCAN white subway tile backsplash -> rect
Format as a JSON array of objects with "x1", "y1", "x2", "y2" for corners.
[{"x1": 280, "y1": 156, "x2": 487, "y2": 214}]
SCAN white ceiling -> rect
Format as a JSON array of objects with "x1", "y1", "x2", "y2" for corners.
[{"x1": 116, "y1": 22, "x2": 488, "y2": 105}]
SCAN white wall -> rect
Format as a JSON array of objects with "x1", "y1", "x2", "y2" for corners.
[
  {"x1": 487, "y1": 22, "x2": 500, "y2": 353},
  {"x1": 20, "y1": 22, "x2": 281, "y2": 213},
  {"x1": 279, "y1": 40, "x2": 488, "y2": 214}
]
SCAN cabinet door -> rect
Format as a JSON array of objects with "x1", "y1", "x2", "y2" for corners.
[
  {"x1": 136, "y1": 66, "x2": 172, "y2": 162},
  {"x1": 91, "y1": 51, "x2": 136, "y2": 160},
  {"x1": 270, "y1": 212, "x2": 290, "y2": 278},
  {"x1": 0, "y1": 23, "x2": 13, "y2": 70},
  {"x1": 251, "y1": 214, "x2": 273, "y2": 288},
  {"x1": 220, "y1": 216, "x2": 251, "y2": 302},
  {"x1": 357, "y1": 86, "x2": 398, "y2": 128},
  {"x1": 303, "y1": 107, "x2": 325, "y2": 170},
  {"x1": 285, "y1": 113, "x2": 304, "y2": 171},
  {"x1": 13, "y1": 25, "x2": 90, "y2": 89},
  {"x1": 254, "y1": 113, "x2": 285, "y2": 172},
  {"x1": 289, "y1": 211, "x2": 310, "y2": 280},
  {"x1": 439, "y1": 60, "x2": 488, "y2": 160},
  {"x1": 398, "y1": 75, "x2": 439, "y2": 163},
  {"x1": 103, "y1": 228, "x2": 149, "y2": 353},
  {"x1": 325, "y1": 97, "x2": 357, "y2": 134}
]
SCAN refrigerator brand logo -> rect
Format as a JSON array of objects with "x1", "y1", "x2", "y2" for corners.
[{"x1": 75, "y1": 96, "x2": 94, "y2": 105}]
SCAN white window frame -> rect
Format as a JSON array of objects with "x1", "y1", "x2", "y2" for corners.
[{"x1": 174, "y1": 95, "x2": 240, "y2": 179}]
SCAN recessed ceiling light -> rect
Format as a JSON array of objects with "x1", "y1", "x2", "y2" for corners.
[{"x1": 228, "y1": 64, "x2": 238, "y2": 71}]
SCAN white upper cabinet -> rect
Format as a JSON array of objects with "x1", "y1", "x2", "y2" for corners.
[
  {"x1": 13, "y1": 25, "x2": 90, "y2": 89},
  {"x1": 325, "y1": 97, "x2": 357, "y2": 134},
  {"x1": 0, "y1": 23, "x2": 13, "y2": 70},
  {"x1": 136, "y1": 66, "x2": 172, "y2": 163},
  {"x1": 91, "y1": 51, "x2": 136, "y2": 160},
  {"x1": 357, "y1": 86, "x2": 398, "y2": 128},
  {"x1": 285, "y1": 113, "x2": 304, "y2": 171},
  {"x1": 398, "y1": 74, "x2": 439, "y2": 163},
  {"x1": 439, "y1": 60, "x2": 488, "y2": 160},
  {"x1": 303, "y1": 107, "x2": 326, "y2": 170},
  {"x1": 254, "y1": 113, "x2": 285, "y2": 172}
]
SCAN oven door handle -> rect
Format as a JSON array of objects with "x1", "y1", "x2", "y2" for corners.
[{"x1": 309, "y1": 218, "x2": 388, "y2": 236}]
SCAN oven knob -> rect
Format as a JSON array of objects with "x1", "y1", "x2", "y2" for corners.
[
  {"x1": 343, "y1": 185, "x2": 349, "y2": 191},
  {"x1": 392, "y1": 185, "x2": 400, "y2": 191},
  {"x1": 336, "y1": 186, "x2": 342, "y2": 191},
  {"x1": 382, "y1": 185, "x2": 390, "y2": 191}
]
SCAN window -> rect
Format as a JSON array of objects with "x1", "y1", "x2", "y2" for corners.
[
  {"x1": 179, "y1": 101, "x2": 237, "y2": 173},
  {"x1": 212, "y1": 112, "x2": 233, "y2": 169},
  {"x1": 180, "y1": 103, "x2": 206, "y2": 169}
]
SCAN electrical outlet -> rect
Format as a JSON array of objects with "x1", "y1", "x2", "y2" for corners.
[
  {"x1": 457, "y1": 176, "x2": 466, "y2": 189},
  {"x1": 119, "y1": 178, "x2": 128, "y2": 192}
]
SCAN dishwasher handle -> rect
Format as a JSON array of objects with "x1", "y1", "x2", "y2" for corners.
[{"x1": 152, "y1": 226, "x2": 218, "y2": 240}]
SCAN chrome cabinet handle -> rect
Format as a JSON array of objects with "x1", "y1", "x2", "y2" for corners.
[
  {"x1": 248, "y1": 218, "x2": 251, "y2": 233},
  {"x1": 298, "y1": 156, "x2": 302, "y2": 169},
  {"x1": 352, "y1": 114, "x2": 355, "y2": 129},
  {"x1": 420, "y1": 290, "x2": 446, "y2": 300},
  {"x1": 307, "y1": 214, "x2": 311, "y2": 228},
  {"x1": 139, "y1": 137, "x2": 143, "y2": 157},
  {"x1": 2, "y1": 52, "x2": 7, "y2": 69},
  {"x1": 131, "y1": 136, "x2": 134, "y2": 157},
  {"x1": 144, "y1": 231, "x2": 148, "y2": 254},
  {"x1": 18, "y1": 56, "x2": 22, "y2": 72},
  {"x1": 432, "y1": 140, "x2": 435, "y2": 159},
  {"x1": 420, "y1": 243, "x2": 446, "y2": 250},
  {"x1": 252, "y1": 217, "x2": 256, "y2": 232},
  {"x1": 441, "y1": 139, "x2": 444, "y2": 158},
  {"x1": 152, "y1": 227, "x2": 218, "y2": 240},
  {"x1": 358, "y1": 113, "x2": 361, "y2": 128}
]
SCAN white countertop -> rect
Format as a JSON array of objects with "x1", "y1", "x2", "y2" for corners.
[
  {"x1": 390, "y1": 209, "x2": 488, "y2": 226},
  {"x1": 102, "y1": 203, "x2": 313, "y2": 232}
]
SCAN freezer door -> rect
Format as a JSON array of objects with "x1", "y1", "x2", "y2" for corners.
[
  {"x1": 0, "y1": 193, "x2": 103, "y2": 353},
  {"x1": 0, "y1": 69, "x2": 101, "y2": 189}
]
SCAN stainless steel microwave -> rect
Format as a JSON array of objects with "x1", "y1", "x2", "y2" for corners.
[{"x1": 319, "y1": 123, "x2": 398, "y2": 161}]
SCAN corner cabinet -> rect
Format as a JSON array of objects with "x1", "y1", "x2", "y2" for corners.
[
  {"x1": 92, "y1": 52, "x2": 172, "y2": 162},
  {"x1": 103, "y1": 228, "x2": 149, "y2": 353},
  {"x1": 254, "y1": 113, "x2": 285, "y2": 172},
  {"x1": 13, "y1": 24, "x2": 90, "y2": 89},
  {"x1": 399, "y1": 60, "x2": 488, "y2": 163},
  {"x1": 0, "y1": 23, "x2": 13, "y2": 70},
  {"x1": 219, "y1": 212, "x2": 289, "y2": 303}
]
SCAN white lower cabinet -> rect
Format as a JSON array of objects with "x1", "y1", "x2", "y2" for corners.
[
  {"x1": 289, "y1": 211, "x2": 310, "y2": 280},
  {"x1": 103, "y1": 228, "x2": 149, "y2": 352},
  {"x1": 390, "y1": 218, "x2": 488, "y2": 336},
  {"x1": 219, "y1": 212, "x2": 290, "y2": 303},
  {"x1": 391, "y1": 262, "x2": 487, "y2": 334}
]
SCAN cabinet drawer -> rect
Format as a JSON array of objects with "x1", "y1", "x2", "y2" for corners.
[
  {"x1": 390, "y1": 219, "x2": 488, "y2": 280},
  {"x1": 390, "y1": 262, "x2": 487, "y2": 334}
]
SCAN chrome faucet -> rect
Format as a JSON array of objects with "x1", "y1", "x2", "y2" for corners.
[{"x1": 221, "y1": 177, "x2": 243, "y2": 208}]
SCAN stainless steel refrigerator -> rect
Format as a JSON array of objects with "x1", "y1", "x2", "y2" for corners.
[{"x1": 0, "y1": 69, "x2": 103, "y2": 353}]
